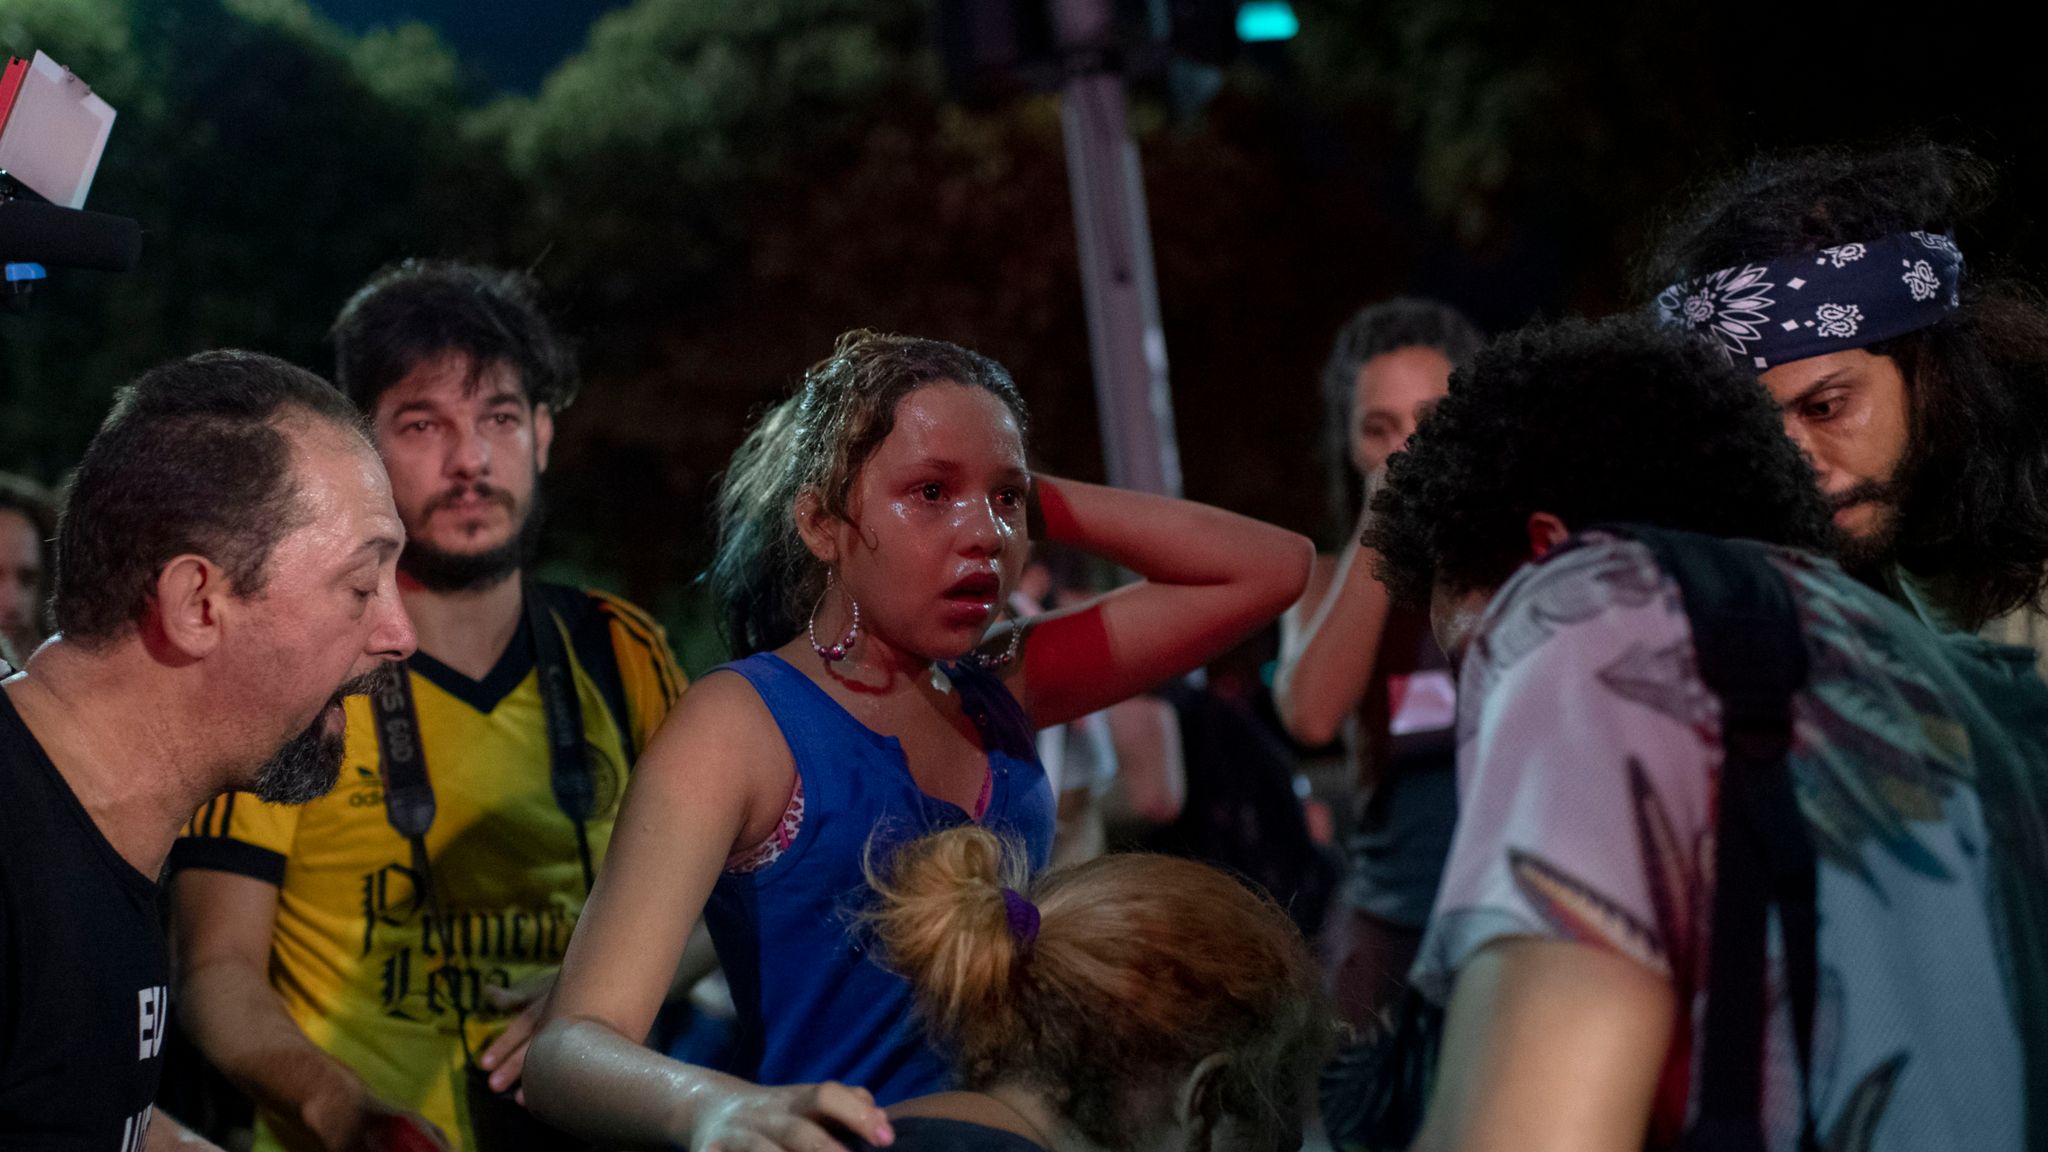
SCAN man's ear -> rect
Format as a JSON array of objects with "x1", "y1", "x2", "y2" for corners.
[
  {"x1": 532, "y1": 402, "x2": 555, "y2": 474},
  {"x1": 1526, "y1": 511, "x2": 1569, "y2": 560},
  {"x1": 151, "y1": 554, "x2": 227, "y2": 659},
  {"x1": 1174, "y1": 1051, "x2": 1232, "y2": 1151},
  {"x1": 793, "y1": 489, "x2": 843, "y2": 567}
]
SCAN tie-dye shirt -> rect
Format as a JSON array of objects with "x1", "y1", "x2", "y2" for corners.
[{"x1": 1412, "y1": 535, "x2": 2037, "y2": 1152}]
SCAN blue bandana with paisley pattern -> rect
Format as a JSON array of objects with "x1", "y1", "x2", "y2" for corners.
[{"x1": 1654, "y1": 231, "x2": 1963, "y2": 371}]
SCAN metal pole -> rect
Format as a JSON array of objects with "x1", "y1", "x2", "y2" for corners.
[{"x1": 1053, "y1": 0, "x2": 1183, "y2": 498}]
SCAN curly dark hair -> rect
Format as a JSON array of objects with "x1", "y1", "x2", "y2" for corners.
[
  {"x1": 330, "y1": 259, "x2": 578, "y2": 416},
  {"x1": 1640, "y1": 142, "x2": 2048, "y2": 629},
  {"x1": 1319, "y1": 298, "x2": 1484, "y2": 541},
  {"x1": 1366, "y1": 315, "x2": 1835, "y2": 608},
  {"x1": 55, "y1": 351, "x2": 365, "y2": 646}
]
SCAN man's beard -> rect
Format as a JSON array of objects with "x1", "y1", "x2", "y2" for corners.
[
  {"x1": 399, "y1": 484, "x2": 545, "y2": 593},
  {"x1": 1829, "y1": 435, "x2": 1925, "y2": 578},
  {"x1": 1831, "y1": 478, "x2": 1909, "y2": 576},
  {"x1": 250, "y1": 666, "x2": 393, "y2": 805}
]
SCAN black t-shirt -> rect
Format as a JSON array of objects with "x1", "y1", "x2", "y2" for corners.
[
  {"x1": 0, "y1": 687, "x2": 171, "y2": 1149},
  {"x1": 851, "y1": 1116, "x2": 1046, "y2": 1152}
]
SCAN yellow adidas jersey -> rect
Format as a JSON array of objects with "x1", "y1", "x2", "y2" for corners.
[{"x1": 171, "y1": 586, "x2": 683, "y2": 1150}]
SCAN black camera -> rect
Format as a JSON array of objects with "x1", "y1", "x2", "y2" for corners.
[{"x1": 0, "y1": 171, "x2": 140, "y2": 310}]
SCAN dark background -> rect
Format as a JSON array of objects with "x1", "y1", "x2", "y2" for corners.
[
  {"x1": 4, "y1": 0, "x2": 2043, "y2": 670},
  {"x1": 313, "y1": 0, "x2": 633, "y2": 91}
]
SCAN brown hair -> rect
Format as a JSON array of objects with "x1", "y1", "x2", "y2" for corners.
[
  {"x1": 1319, "y1": 297, "x2": 1482, "y2": 545},
  {"x1": 866, "y1": 826, "x2": 1334, "y2": 1149},
  {"x1": 330, "y1": 258, "x2": 579, "y2": 416},
  {"x1": 54, "y1": 351, "x2": 366, "y2": 646},
  {"x1": 709, "y1": 330, "x2": 1029, "y2": 656},
  {"x1": 0, "y1": 472, "x2": 56, "y2": 544}
]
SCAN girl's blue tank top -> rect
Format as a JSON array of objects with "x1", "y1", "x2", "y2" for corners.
[{"x1": 702, "y1": 651, "x2": 1054, "y2": 1105}]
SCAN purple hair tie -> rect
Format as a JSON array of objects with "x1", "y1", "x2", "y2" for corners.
[{"x1": 1001, "y1": 887, "x2": 1040, "y2": 950}]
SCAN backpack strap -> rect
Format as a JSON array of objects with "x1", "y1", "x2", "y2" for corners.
[
  {"x1": 537, "y1": 582, "x2": 636, "y2": 757},
  {"x1": 1611, "y1": 526, "x2": 1820, "y2": 1152}
]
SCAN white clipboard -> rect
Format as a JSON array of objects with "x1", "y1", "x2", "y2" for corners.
[{"x1": 0, "y1": 51, "x2": 117, "y2": 209}]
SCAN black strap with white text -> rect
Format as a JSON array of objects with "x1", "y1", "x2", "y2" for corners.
[{"x1": 368, "y1": 583, "x2": 597, "y2": 1070}]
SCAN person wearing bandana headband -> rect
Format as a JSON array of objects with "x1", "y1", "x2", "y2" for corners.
[
  {"x1": 1644, "y1": 142, "x2": 2048, "y2": 654},
  {"x1": 1360, "y1": 316, "x2": 2047, "y2": 1152}
]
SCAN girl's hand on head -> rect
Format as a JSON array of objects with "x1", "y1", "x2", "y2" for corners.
[
  {"x1": 1005, "y1": 474, "x2": 1314, "y2": 729},
  {"x1": 692, "y1": 1081, "x2": 894, "y2": 1152}
]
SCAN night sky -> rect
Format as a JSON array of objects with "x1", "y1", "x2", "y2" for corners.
[{"x1": 308, "y1": 0, "x2": 631, "y2": 91}]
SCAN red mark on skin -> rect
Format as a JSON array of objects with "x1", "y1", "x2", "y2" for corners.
[
  {"x1": 1024, "y1": 603, "x2": 1113, "y2": 697},
  {"x1": 1033, "y1": 479, "x2": 1079, "y2": 542},
  {"x1": 1021, "y1": 598, "x2": 1224, "y2": 727}
]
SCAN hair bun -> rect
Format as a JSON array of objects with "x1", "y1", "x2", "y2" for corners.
[{"x1": 864, "y1": 825, "x2": 1035, "y2": 1042}]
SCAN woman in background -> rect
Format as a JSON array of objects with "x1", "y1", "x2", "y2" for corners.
[{"x1": 1274, "y1": 299, "x2": 1482, "y2": 1027}]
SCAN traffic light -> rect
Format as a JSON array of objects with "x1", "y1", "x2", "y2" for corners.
[{"x1": 1236, "y1": 1, "x2": 1300, "y2": 42}]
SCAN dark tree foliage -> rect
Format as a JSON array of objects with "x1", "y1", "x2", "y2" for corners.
[
  {"x1": 1, "y1": 0, "x2": 517, "y2": 475},
  {"x1": 4, "y1": 0, "x2": 2045, "y2": 667}
]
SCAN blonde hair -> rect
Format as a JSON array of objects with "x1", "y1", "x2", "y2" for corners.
[{"x1": 865, "y1": 826, "x2": 1334, "y2": 1149}]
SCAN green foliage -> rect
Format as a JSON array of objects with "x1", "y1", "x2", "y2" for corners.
[
  {"x1": 0, "y1": 0, "x2": 1443, "y2": 613},
  {"x1": 508, "y1": 0, "x2": 927, "y2": 171},
  {"x1": 350, "y1": 21, "x2": 463, "y2": 111},
  {"x1": 1290, "y1": 0, "x2": 2048, "y2": 305},
  {"x1": 14, "y1": 0, "x2": 2033, "y2": 633},
  {"x1": 1291, "y1": 0, "x2": 1730, "y2": 251},
  {"x1": 480, "y1": 0, "x2": 937, "y2": 320},
  {"x1": 0, "y1": 0, "x2": 501, "y2": 479}
]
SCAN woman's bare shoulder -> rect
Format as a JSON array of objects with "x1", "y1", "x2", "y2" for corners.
[{"x1": 638, "y1": 665, "x2": 794, "y2": 784}]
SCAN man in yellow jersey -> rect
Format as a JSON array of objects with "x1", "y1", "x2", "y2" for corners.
[{"x1": 168, "y1": 261, "x2": 685, "y2": 1151}]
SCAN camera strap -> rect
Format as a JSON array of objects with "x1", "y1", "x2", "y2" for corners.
[{"x1": 371, "y1": 582, "x2": 598, "y2": 1068}]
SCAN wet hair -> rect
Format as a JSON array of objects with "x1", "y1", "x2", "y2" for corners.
[
  {"x1": 866, "y1": 825, "x2": 1334, "y2": 1150},
  {"x1": 709, "y1": 330, "x2": 1029, "y2": 657},
  {"x1": 1321, "y1": 298, "x2": 1483, "y2": 540},
  {"x1": 1641, "y1": 142, "x2": 2048, "y2": 628},
  {"x1": 330, "y1": 259, "x2": 578, "y2": 416},
  {"x1": 54, "y1": 350, "x2": 366, "y2": 646},
  {"x1": 1367, "y1": 315, "x2": 1835, "y2": 608}
]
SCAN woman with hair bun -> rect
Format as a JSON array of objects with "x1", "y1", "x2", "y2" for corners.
[
  {"x1": 857, "y1": 824, "x2": 1336, "y2": 1152},
  {"x1": 525, "y1": 330, "x2": 1314, "y2": 1151}
]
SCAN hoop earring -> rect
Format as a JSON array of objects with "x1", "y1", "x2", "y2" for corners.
[{"x1": 808, "y1": 573, "x2": 861, "y2": 663}]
